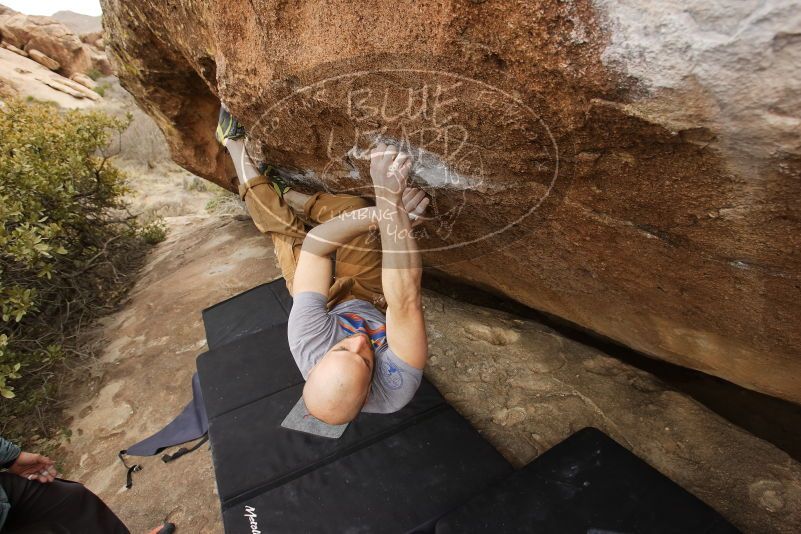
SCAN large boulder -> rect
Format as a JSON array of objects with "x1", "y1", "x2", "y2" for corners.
[
  {"x1": 0, "y1": 46, "x2": 98, "y2": 108},
  {"x1": 100, "y1": 0, "x2": 801, "y2": 404},
  {"x1": 70, "y1": 72, "x2": 96, "y2": 89},
  {"x1": 87, "y1": 45, "x2": 113, "y2": 75},
  {"x1": 0, "y1": 41, "x2": 27, "y2": 57},
  {"x1": 27, "y1": 48, "x2": 59, "y2": 71},
  {"x1": 0, "y1": 11, "x2": 91, "y2": 76},
  {"x1": 80, "y1": 31, "x2": 104, "y2": 49}
]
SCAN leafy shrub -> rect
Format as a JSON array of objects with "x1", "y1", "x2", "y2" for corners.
[
  {"x1": 138, "y1": 218, "x2": 167, "y2": 244},
  {"x1": 93, "y1": 82, "x2": 111, "y2": 98},
  {"x1": 0, "y1": 99, "x2": 155, "y2": 443},
  {"x1": 85, "y1": 67, "x2": 103, "y2": 81}
]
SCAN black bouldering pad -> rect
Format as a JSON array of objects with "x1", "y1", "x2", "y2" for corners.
[
  {"x1": 202, "y1": 280, "x2": 292, "y2": 350},
  {"x1": 197, "y1": 324, "x2": 303, "y2": 419},
  {"x1": 209, "y1": 379, "x2": 448, "y2": 504},
  {"x1": 197, "y1": 281, "x2": 514, "y2": 533},
  {"x1": 434, "y1": 427, "x2": 740, "y2": 534},
  {"x1": 222, "y1": 407, "x2": 511, "y2": 534}
]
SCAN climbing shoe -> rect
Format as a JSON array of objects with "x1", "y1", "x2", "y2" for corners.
[
  {"x1": 215, "y1": 105, "x2": 246, "y2": 145},
  {"x1": 259, "y1": 162, "x2": 292, "y2": 198}
]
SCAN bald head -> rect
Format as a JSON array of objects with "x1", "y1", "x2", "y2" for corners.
[{"x1": 303, "y1": 334, "x2": 374, "y2": 425}]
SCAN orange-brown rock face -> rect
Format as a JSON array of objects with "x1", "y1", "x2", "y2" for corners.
[
  {"x1": 0, "y1": 6, "x2": 111, "y2": 78},
  {"x1": 0, "y1": 12, "x2": 90, "y2": 76},
  {"x1": 101, "y1": 0, "x2": 801, "y2": 403}
]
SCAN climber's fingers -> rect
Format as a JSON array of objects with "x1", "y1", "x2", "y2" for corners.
[
  {"x1": 402, "y1": 187, "x2": 421, "y2": 212},
  {"x1": 405, "y1": 188, "x2": 426, "y2": 210},
  {"x1": 372, "y1": 142, "x2": 397, "y2": 162},
  {"x1": 402, "y1": 187, "x2": 414, "y2": 207},
  {"x1": 408, "y1": 197, "x2": 430, "y2": 227},
  {"x1": 411, "y1": 197, "x2": 430, "y2": 218},
  {"x1": 383, "y1": 144, "x2": 399, "y2": 163},
  {"x1": 392, "y1": 149, "x2": 408, "y2": 170},
  {"x1": 402, "y1": 187, "x2": 429, "y2": 226},
  {"x1": 371, "y1": 144, "x2": 412, "y2": 198},
  {"x1": 397, "y1": 157, "x2": 412, "y2": 178},
  {"x1": 371, "y1": 142, "x2": 386, "y2": 159}
]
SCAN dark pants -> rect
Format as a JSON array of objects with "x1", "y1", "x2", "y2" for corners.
[{"x1": 0, "y1": 473, "x2": 128, "y2": 534}]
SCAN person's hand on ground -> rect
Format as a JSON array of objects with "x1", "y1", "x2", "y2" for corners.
[
  {"x1": 8, "y1": 451, "x2": 59, "y2": 483},
  {"x1": 370, "y1": 143, "x2": 411, "y2": 201},
  {"x1": 145, "y1": 521, "x2": 176, "y2": 534},
  {"x1": 402, "y1": 187, "x2": 430, "y2": 226}
]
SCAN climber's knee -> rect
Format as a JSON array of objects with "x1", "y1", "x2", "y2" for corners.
[
  {"x1": 337, "y1": 195, "x2": 370, "y2": 214},
  {"x1": 306, "y1": 193, "x2": 371, "y2": 223},
  {"x1": 237, "y1": 175, "x2": 271, "y2": 200}
]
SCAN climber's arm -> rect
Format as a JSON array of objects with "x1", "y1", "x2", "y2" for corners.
[
  {"x1": 371, "y1": 144, "x2": 429, "y2": 370},
  {"x1": 293, "y1": 207, "x2": 378, "y2": 296},
  {"x1": 377, "y1": 198, "x2": 428, "y2": 370}
]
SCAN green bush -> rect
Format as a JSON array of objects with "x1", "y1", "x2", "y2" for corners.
[
  {"x1": 138, "y1": 219, "x2": 167, "y2": 244},
  {"x1": 0, "y1": 99, "x2": 156, "y2": 444},
  {"x1": 93, "y1": 82, "x2": 111, "y2": 98},
  {"x1": 85, "y1": 67, "x2": 103, "y2": 81}
]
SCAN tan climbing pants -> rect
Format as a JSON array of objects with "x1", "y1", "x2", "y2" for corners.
[{"x1": 238, "y1": 175, "x2": 386, "y2": 311}]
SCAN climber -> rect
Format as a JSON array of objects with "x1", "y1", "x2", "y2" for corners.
[
  {"x1": 217, "y1": 106, "x2": 430, "y2": 424},
  {"x1": 0, "y1": 434, "x2": 174, "y2": 534}
]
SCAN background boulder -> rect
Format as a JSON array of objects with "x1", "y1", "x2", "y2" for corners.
[
  {"x1": 0, "y1": 12, "x2": 90, "y2": 76},
  {"x1": 80, "y1": 31, "x2": 104, "y2": 49},
  {"x1": 0, "y1": 6, "x2": 111, "y2": 78},
  {"x1": 27, "y1": 48, "x2": 59, "y2": 70},
  {"x1": 99, "y1": 0, "x2": 801, "y2": 404},
  {"x1": 1, "y1": 41, "x2": 26, "y2": 56}
]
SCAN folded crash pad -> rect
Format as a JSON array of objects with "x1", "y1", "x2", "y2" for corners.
[
  {"x1": 225, "y1": 406, "x2": 509, "y2": 533},
  {"x1": 197, "y1": 324, "x2": 303, "y2": 419},
  {"x1": 197, "y1": 280, "x2": 514, "y2": 533},
  {"x1": 435, "y1": 426, "x2": 739, "y2": 534},
  {"x1": 202, "y1": 280, "x2": 292, "y2": 350}
]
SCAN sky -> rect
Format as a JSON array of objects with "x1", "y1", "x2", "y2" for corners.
[{"x1": 2, "y1": 0, "x2": 101, "y2": 16}]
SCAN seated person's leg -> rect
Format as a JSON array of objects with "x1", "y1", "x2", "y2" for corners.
[
  {"x1": 0, "y1": 473, "x2": 128, "y2": 534},
  {"x1": 227, "y1": 140, "x2": 307, "y2": 291},
  {"x1": 271, "y1": 233, "x2": 305, "y2": 295}
]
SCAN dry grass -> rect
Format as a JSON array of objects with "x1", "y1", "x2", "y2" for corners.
[
  {"x1": 205, "y1": 187, "x2": 246, "y2": 216},
  {"x1": 94, "y1": 77, "x2": 172, "y2": 168}
]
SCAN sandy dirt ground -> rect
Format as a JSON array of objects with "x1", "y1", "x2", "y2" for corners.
[
  {"x1": 59, "y1": 214, "x2": 274, "y2": 533},
  {"x1": 50, "y1": 206, "x2": 801, "y2": 534}
]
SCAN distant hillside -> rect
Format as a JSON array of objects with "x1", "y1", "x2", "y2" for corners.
[{"x1": 51, "y1": 10, "x2": 101, "y2": 34}]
